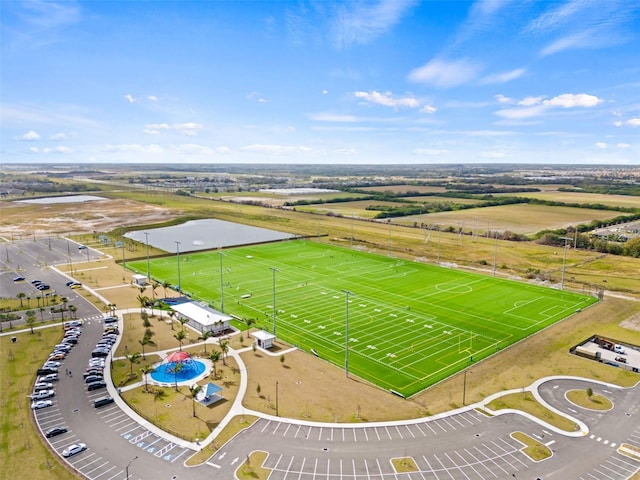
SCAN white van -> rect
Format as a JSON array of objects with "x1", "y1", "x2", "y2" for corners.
[{"x1": 614, "y1": 344, "x2": 625, "y2": 354}]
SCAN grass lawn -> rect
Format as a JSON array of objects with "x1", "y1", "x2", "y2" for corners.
[
  {"x1": 128, "y1": 240, "x2": 597, "y2": 397},
  {"x1": 0, "y1": 329, "x2": 75, "y2": 480}
]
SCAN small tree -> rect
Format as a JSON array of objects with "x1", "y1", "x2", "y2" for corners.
[
  {"x1": 209, "y1": 350, "x2": 221, "y2": 378},
  {"x1": 189, "y1": 384, "x2": 202, "y2": 417},
  {"x1": 587, "y1": 387, "x2": 593, "y2": 398},
  {"x1": 256, "y1": 383, "x2": 261, "y2": 397},
  {"x1": 178, "y1": 317, "x2": 189, "y2": 331},
  {"x1": 140, "y1": 365, "x2": 155, "y2": 393},
  {"x1": 280, "y1": 355, "x2": 285, "y2": 367},
  {"x1": 138, "y1": 335, "x2": 155, "y2": 359},
  {"x1": 25, "y1": 311, "x2": 37, "y2": 334},
  {"x1": 168, "y1": 310, "x2": 176, "y2": 330},
  {"x1": 198, "y1": 330, "x2": 213, "y2": 354},
  {"x1": 126, "y1": 352, "x2": 142, "y2": 376},
  {"x1": 245, "y1": 318, "x2": 255, "y2": 338},
  {"x1": 17, "y1": 292, "x2": 26, "y2": 308},
  {"x1": 219, "y1": 339, "x2": 229, "y2": 366},
  {"x1": 174, "y1": 330, "x2": 186, "y2": 352}
]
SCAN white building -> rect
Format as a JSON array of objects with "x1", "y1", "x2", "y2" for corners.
[
  {"x1": 132, "y1": 274, "x2": 147, "y2": 287},
  {"x1": 170, "y1": 302, "x2": 231, "y2": 334},
  {"x1": 252, "y1": 330, "x2": 276, "y2": 349}
]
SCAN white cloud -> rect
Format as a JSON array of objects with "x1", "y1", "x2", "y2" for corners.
[
  {"x1": 518, "y1": 96, "x2": 544, "y2": 107},
  {"x1": 124, "y1": 94, "x2": 135, "y2": 103},
  {"x1": 169, "y1": 144, "x2": 214, "y2": 155},
  {"x1": 246, "y1": 92, "x2": 267, "y2": 103},
  {"x1": 626, "y1": 118, "x2": 640, "y2": 127},
  {"x1": 147, "y1": 95, "x2": 158, "y2": 102},
  {"x1": 143, "y1": 122, "x2": 203, "y2": 136},
  {"x1": 617, "y1": 143, "x2": 630, "y2": 149},
  {"x1": 414, "y1": 148, "x2": 448, "y2": 156},
  {"x1": 420, "y1": 104, "x2": 437, "y2": 114},
  {"x1": 408, "y1": 58, "x2": 479, "y2": 88},
  {"x1": 595, "y1": 142, "x2": 607, "y2": 149},
  {"x1": 49, "y1": 132, "x2": 68, "y2": 140},
  {"x1": 322, "y1": 90, "x2": 329, "y2": 94},
  {"x1": 43, "y1": 146, "x2": 72, "y2": 154},
  {"x1": 332, "y1": 148, "x2": 357, "y2": 155},
  {"x1": 614, "y1": 121, "x2": 623, "y2": 127},
  {"x1": 354, "y1": 90, "x2": 420, "y2": 109},
  {"x1": 20, "y1": 130, "x2": 41, "y2": 141},
  {"x1": 29, "y1": 147, "x2": 39, "y2": 153},
  {"x1": 543, "y1": 93, "x2": 602, "y2": 108},
  {"x1": 496, "y1": 93, "x2": 604, "y2": 119},
  {"x1": 495, "y1": 94, "x2": 514, "y2": 104},
  {"x1": 481, "y1": 68, "x2": 526, "y2": 84},
  {"x1": 331, "y1": 0, "x2": 417, "y2": 49}
]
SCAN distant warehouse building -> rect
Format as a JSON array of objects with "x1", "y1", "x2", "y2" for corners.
[{"x1": 170, "y1": 302, "x2": 231, "y2": 335}]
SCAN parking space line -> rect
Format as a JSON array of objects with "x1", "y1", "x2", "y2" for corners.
[
  {"x1": 85, "y1": 460, "x2": 110, "y2": 475},
  {"x1": 432, "y1": 453, "x2": 456, "y2": 480},
  {"x1": 106, "y1": 468, "x2": 125, "y2": 480},
  {"x1": 77, "y1": 454, "x2": 103, "y2": 471},
  {"x1": 449, "y1": 414, "x2": 467, "y2": 428},
  {"x1": 362, "y1": 427, "x2": 369, "y2": 442},
  {"x1": 404, "y1": 424, "x2": 416, "y2": 439},
  {"x1": 472, "y1": 445, "x2": 509, "y2": 476},
  {"x1": 91, "y1": 465, "x2": 117, "y2": 479},
  {"x1": 296, "y1": 457, "x2": 306, "y2": 480},
  {"x1": 260, "y1": 419, "x2": 272, "y2": 433},
  {"x1": 414, "y1": 423, "x2": 427, "y2": 437},
  {"x1": 424, "y1": 421, "x2": 438, "y2": 435},
  {"x1": 272, "y1": 422, "x2": 282, "y2": 435},
  {"x1": 450, "y1": 451, "x2": 478, "y2": 480},
  {"x1": 440, "y1": 417, "x2": 457, "y2": 431},
  {"x1": 463, "y1": 448, "x2": 498, "y2": 479},
  {"x1": 170, "y1": 447, "x2": 190, "y2": 463}
]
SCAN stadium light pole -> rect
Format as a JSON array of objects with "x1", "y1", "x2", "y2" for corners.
[
  {"x1": 144, "y1": 232, "x2": 151, "y2": 283},
  {"x1": 121, "y1": 227, "x2": 127, "y2": 272},
  {"x1": 175, "y1": 241, "x2": 182, "y2": 293},
  {"x1": 125, "y1": 455, "x2": 138, "y2": 480},
  {"x1": 342, "y1": 289, "x2": 354, "y2": 378},
  {"x1": 218, "y1": 250, "x2": 225, "y2": 312},
  {"x1": 560, "y1": 236, "x2": 571, "y2": 290},
  {"x1": 270, "y1": 267, "x2": 278, "y2": 336}
]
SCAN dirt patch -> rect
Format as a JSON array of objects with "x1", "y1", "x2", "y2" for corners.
[
  {"x1": 0, "y1": 198, "x2": 175, "y2": 235},
  {"x1": 620, "y1": 313, "x2": 640, "y2": 333}
]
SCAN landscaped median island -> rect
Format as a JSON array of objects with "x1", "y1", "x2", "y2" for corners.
[
  {"x1": 485, "y1": 391, "x2": 580, "y2": 432},
  {"x1": 511, "y1": 431, "x2": 553, "y2": 461},
  {"x1": 566, "y1": 388, "x2": 613, "y2": 411}
]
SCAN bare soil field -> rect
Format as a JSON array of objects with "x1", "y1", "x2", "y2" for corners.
[{"x1": 0, "y1": 197, "x2": 176, "y2": 236}]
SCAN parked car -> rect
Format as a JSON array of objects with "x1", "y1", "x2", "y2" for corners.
[
  {"x1": 70, "y1": 282, "x2": 82, "y2": 289},
  {"x1": 31, "y1": 400, "x2": 53, "y2": 410},
  {"x1": 39, "y1": 373, "x2": 59, "y2": 382},
  {"x1": 84, "y1": 370, "x2": 103, "y2": 378},
  {"x1": 84, "y1": 375, "x2": 103, "y2": 384},
  {"x1": 62, "y1": 443, "x2": 87, "y2": 457},
  {"x1": 103, "y1": 317, "x2": 118, "y2": 324},
  {"x1": 91, "y1": 350, "x2": 109, "y2": 358},
  {"x1": 34, "y1": 382, "x2": 54, "y2": 391},
  {"x1": 65, "y1": 320, "x2": 83, "y2": 327},
  {"x1": 45, "y1": 426, "x2": 68, "y2": 438},
  {"x1": 37, "y1": 368, "x2": 58, "y2": 375},
  {"x1": 32, "y1": 279, "x2": 43, "y2": 285},
  {"x1": 78, "y1": 245, "x2": 87, "y2": 250},
  {"x1": 30, "y1": 389, "x2": 55, "y2": 400},
  {"x1": 43, "y1": 361, "x2": 61, "y2": 368},
  {"x1": 87, "y1": 381, "x2": 106, "y2": 391},
  {"x1": 47, "y1": 354, "x2": 66, "y2": 361},
  {"x1": 614, "y1": 344, "x2": 626, "y2": 354},
  {"x1": 36, "y1": 284, "x2": 50, "y2": 291},
  {"x1": 13, "y1": 276, "x2": 25, "y2": 282}
]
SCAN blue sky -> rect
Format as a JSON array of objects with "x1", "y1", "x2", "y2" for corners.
[{"x1": 1, "y1": 0, "x2": 639, "y2": 165}]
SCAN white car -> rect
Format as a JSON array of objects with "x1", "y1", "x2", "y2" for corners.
[
  {"x1": 33, "y1": 382, "x2": 54, "y2": 391},
  {"x1": 43, "y1": 361, "x2": 62, "y2": 368},
  {"x1": 62, "y1": 443, "x2": 87, "y2": 458},
  {"x1": 31, "y1": 400, "x2": 53, "y2": 410},
  {"x1": 30, "y1": 389, "x2": 55, "y2": 400}
]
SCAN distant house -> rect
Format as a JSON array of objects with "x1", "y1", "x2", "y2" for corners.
[{"x1": 170, "y1": 302, "x2": 231, "y2": 334}]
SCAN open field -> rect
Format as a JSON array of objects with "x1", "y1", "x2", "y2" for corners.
[
  {"x1": 403, "y1": 196, "x2": 482, "y2": 205},
  {"x1": 127, "y1": 240, "x2": 597, "y2": 397},
  {"x1": 294, "y1": 199, "x2": 404, "y2": 218},
  {"x1": 393, "y1": 203, "x2": 618, "y2": 234},
  {"x1": 495, "y1": 190, "x2": 640, "y2": 208},
  {"x1": 362, "y1": 185, "x2": 448, "y2": 194}
]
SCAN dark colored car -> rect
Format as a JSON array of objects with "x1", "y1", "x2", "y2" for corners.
[
  {"x1": 45, "y1": 426, "x2": 68, "y2": 438},
  {"x1": 91, "y1": 350, "x2": 109, "y2": 358},
  {"x1": 13, "y1": 276, "x2": 25, "y2": 282},
  {"x1": 103, "y1": 317, "x2": 118, "y2": 324},
  {"x1": 84, "y1": 375, "x2": 103, "y2": 384},
  {"x1": 87, "y1": 381, "x2": 106, "y2": 391},
  {"x1": 37, "y1": 368, "x2": 58, "y2": 376}
]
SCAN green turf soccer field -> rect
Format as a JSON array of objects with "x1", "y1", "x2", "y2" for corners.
[{"x1": 128, "y1": 240, "x2": 598, "y2": 397}]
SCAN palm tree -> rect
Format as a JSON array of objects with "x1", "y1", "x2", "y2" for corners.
[
  {"x1": 162, "y1": 281, "x2": 171, "y2": 299},
  {"x1": 189, "y1": 384, "x2": 202, "y2": 417},
  {"x1": 174, "y1": 330, "x2": 186, "y2": 351},
  {"x1": 38, "y1": 306, "x2": 45, "y2": 323},
  {"x1": 219, "y1": 339, "x2": 229, "y2": 366},
  {"x1": 140, "y1": 365, "x2": 155, "y2": 393},
  {"x1": 178, "y1": 317, "x2": 189, "y2": 331},
  {"x1": 170, "y1": 362, "x2": 183, "y2": 391},
  {"x1": 245, "y1": 318, "x2": 255, "y2": 338},
  {"x1": 69, "y1": 305, "x2": 78, "y2": 319},
  {"x1": 60, "y1": 297, "x2": 69, "y2": 321},
  {"x1": 17, "y1": 292, "x2": 26, "y2": 308},
  {"x1": 136, "y1": 294, "x2": 148, "y2": 314},
  {"x1": 25, "y1": 311, "x2": 36, "y2": 333},
  {"x1": 198, "y1": 330, "x2": 213, "y2": 354},
  {"x1": 209, "y1": 350, "x2": 221, "y2": 378},
  {"x1": 138, "y1": 335, "x2": 155, "y2": 359},
  {"x1": 167, "y1": 310, "x2": 175, "y2": 330},
  {"x1": 126, "y1": 352, "x2": 142, "y2": 376}
]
